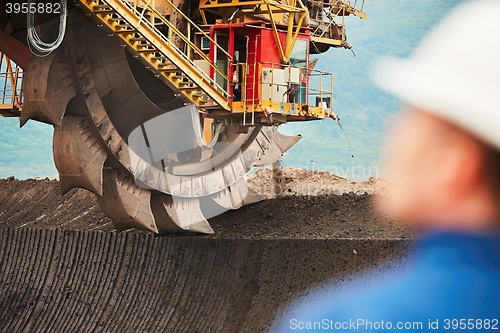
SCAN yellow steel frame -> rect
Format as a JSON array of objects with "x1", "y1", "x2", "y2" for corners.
[
  {"x1": 310, "y1": 36, "x2": 343, "y2": 47},
  {"x1": 230, "y1": 61, "x2": 334, "y2": 122},
  {"x1": 78, "y1": 0, "x2": 339, "y2": 124},
  {"x1": 200, "y1": 0, "x2": 308, "y2": 64},
  {"x1": 0, "y1": 51, "x2": 23, "y2": 117},
  {"x1": 79, "y1": 0, "x2": 232, "y2": 112},
  {"x1": 341, "y1": 0, "x2": 367, "y2": 19},
  {"x1": 264, "y1": 0, "x2": 286, "y2": 62},
  {"x1": 200, "y1": 0, "x2": 303, "y2": 12}
]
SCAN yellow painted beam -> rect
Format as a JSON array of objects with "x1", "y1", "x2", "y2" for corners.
[
  {"x1": 231, "y1": 101, "x2": 328, "y2": 119},
  {"x1": 310, "y1": 36, "x2": 344, "y2": 46},
  {"x1": 264, "y1": 0, "x2": 286, "y2": 63}
]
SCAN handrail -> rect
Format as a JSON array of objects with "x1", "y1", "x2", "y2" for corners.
[
  {"x1": 312, "y1": 0, "x2": 366, "y2": 39},
  {"x1": 253, "y1": 61, "x2": 333, "y2": 109},
  {"x1": 120, "y1": 0, "x2": 232, "y2": 88},
  {"x1": 127, "y1": 0, "x2": 232, "y2": 68},
  {"x1": 81, "y1": 0, "x2": 233, "y2": 109},
  {"x1": 135, "y1": 0, "x2": 232, "y2": 60}
]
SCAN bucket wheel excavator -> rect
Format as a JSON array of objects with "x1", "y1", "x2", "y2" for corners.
[{"x1": 0, "y1": 0, "x2": 366, "y2": 234}]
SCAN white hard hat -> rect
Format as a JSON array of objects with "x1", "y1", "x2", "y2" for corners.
[{"x1": 373, "y1": 0, "x2": 500, "y2": 150}]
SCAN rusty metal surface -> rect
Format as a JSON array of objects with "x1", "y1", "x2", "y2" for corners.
[
  {"x1": 97, "y1": 169, "x2": 159, "y2": 232},
  {"x1": 21, "y1": 47, "x2": 76, "y2": 126},
  {"x1": 0, "y1": 29, "x2": 32, "y2": 70},
  {"x1": 53, "y1": 116, "x2": 107, "y2": 196},
  {"x1": 61, "y1": 14, "x2": 283, "y2": 233},
  {"x1": 212, "y1": 177, "x2": 265, "y2": 209}
]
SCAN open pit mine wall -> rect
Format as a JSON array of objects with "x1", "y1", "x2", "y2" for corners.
[{"x1": 0, "y1": 227, "x2": 411, "y2": 332}]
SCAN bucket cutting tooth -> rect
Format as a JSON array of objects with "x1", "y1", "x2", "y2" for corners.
[
  {"x1": 255, "y1": 131, "x2": 302, "y2": 166},
  {"x1": 97, "y1": 169, "x2": 158, "y2": 232},
  {"x1": 211, "y1": 178, "x2": 264, "y2": 210},
  {"x1": 21, "y1": 48, "x2": 76, "y2": 127},
  {"x1": 151, "y1": 195, "x2": 214, "y2": 234},
  {"x1": 53, "y1": 116, "x2": 107, "y2": 195}
]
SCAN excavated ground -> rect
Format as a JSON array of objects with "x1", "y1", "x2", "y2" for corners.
[
  {"x1": 0, "y1": 168, "x2": 416, "y2": 332},
  {"x1": 0, "y1": 167, "x2": 410, "y2": 239}
]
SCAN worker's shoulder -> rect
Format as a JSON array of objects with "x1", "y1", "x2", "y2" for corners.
[
  {"x1": 277, "y1": 244, "x2": 500, "y2": 332},
  {"x1": 325, "y1": 235, "x2": 500, "y2": 319},
  {"x1": 317, "y1": 264, "x2": 500, "y2": 324}
]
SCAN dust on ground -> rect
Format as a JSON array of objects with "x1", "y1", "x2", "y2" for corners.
[{"x1": 247, "y1": 167, "x2": 387, "y2": 198}]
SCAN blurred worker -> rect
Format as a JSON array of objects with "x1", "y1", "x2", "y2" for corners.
[
  {"x1": 286, "y1": 84, "x2": 299, "y2": 103},
  {"x1": 276, "y1": 0, "x2": 500, "y2": 331}
]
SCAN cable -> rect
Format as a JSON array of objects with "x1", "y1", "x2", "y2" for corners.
[
  {"x1": 336, "y1": 118, "x2": 354, "y2": 158},
  {"x1": 27, "y1": 0, "x2": 67, "y2": 57}
]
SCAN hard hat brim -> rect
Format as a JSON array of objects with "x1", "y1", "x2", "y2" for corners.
[{"x1": 373, "y1": 57, "x2": 500, "y2": 151}]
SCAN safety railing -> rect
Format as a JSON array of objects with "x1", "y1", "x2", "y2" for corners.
[
  {"x1": 81, "y1": 0, "x2": 232, "y2": 111},
  {"x1": 0, "y1": 51, "x2": 23, "y2": 116},
  {"x1": 231, "y1": 61, "x2": 333, "y2": 124},
  {"x1": 308, "y1": 69, "x2": 334, "y2": 109},
  {"x1": 124, "y1": 0, "x2": 232, "y2": 84},
  {"x1": 256, "y1": 62, "x2": 333, "y2": 108}
]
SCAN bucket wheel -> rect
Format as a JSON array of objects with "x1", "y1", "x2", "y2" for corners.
[{"x1": 20, "y1": 11, "x2": 300, "y2": 234}]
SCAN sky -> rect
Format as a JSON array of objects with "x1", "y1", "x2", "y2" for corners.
[
  {"x1": 0, "y1": 1, "x2": 466, "y2": 180},
  {"x1": 279, "y1": 0, "x2": 466, "y2": 180}
]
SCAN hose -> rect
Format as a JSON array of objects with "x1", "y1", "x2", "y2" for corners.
[
  {"x1": 190, "y1": 105, "x2": 224, "y2": 154},
  {"x1": 27, "y1": 0, "x2": 67, "y2": 57}
]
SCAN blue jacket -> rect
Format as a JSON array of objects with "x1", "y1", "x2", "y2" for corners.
[{"x1": 278, "y1": 231, "x2": 500, "y2": 332}]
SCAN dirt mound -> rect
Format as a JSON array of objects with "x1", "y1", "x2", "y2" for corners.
[
  {"x1": 0, "y1": 178, "x2": 113, "y2": 232},
  {"x1": 247, "y1": 167, "x2": 388, "y2": 198},
  {"x1": 0, "y1": 169, "x2": 413, "y2": 239}
]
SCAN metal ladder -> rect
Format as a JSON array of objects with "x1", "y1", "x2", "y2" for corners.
[{"x1": 78, "y1": 0, "x2": 232, "y2": 113}]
